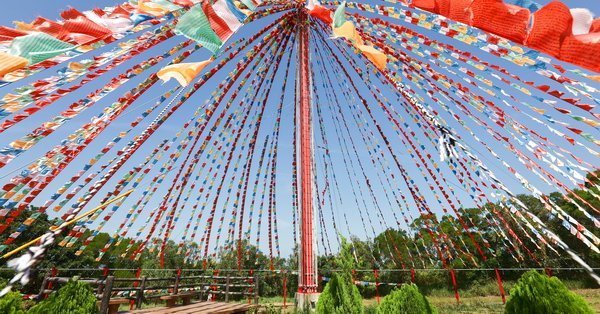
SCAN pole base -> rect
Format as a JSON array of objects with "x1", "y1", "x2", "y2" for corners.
[{"x1": 295, "y1": 292, "x2": 320, "y2": 312}]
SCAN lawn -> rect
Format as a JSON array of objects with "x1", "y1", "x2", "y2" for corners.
[{"x1": 265, "y1": 288, "x2": 600, "y2": 313}]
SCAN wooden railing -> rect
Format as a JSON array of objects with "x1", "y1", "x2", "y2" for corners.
[{"x1": 38, "y1": 273, "x2": 260, "y2": 314}]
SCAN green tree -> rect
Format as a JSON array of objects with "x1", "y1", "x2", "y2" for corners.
[
  {"x1": 28, "y1": 279, "x2": 98, "y2": 314},
  {"x1": 316, "y1": 236, "x2": 363, "y2": 314},
  {"x1": 376, "y1": 284, "x2": 437, "y2": 314},
  {"x1": 0, "y1": 287, "x2": 24, "y2": 314},
  {"x1": 504, "y1": 270, "x2": 594, "y2": 314}
]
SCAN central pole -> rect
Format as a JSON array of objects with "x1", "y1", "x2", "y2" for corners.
[{"x1": 296, "y1": 8, "x2": 319, "y2": 309}]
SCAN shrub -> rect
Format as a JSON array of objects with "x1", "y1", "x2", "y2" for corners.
[
  {"x1": 28, "y1": 279, "x2": 98, "y2": 314},
  {"x1": 376, "y1": 284, "x2": 437, "y2": 314},
  {"x1": 363, "y1": 304, "x2": 378, "y2": 314},
  {"x1": 317, "y1": 273, "x2": 363, "y2": 314},
  {"x1": 0, "y1": 289, "x2": 24, "y2": 314},
  {"x1": 316, "y1": 237, "x2": 363, "y2": 314},
  {"x1": 504, "y1": 270, "x2": 594, "y2": 314}
]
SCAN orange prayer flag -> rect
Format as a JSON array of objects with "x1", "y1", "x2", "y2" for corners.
[
  {"x1": 138, "y1": 1, "x2": 171, "y2": 16},
  {"x1": 0, "y1": 52, "x2": 28, "y2": 77},
  {"x1": 333, "y1": 21, "x2": 363, "y2": 45},
  {"x1": 356, "y1": 44, "x2": 387, "y2": 70},
  {"x1": 157, "y1": 60, "x2": 212, "y2": 86}
]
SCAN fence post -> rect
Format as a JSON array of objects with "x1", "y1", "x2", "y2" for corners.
[
  {"x1": 248, "y1": 269, "x2": 253, "y2": 304},
  {"x1": 545, "y1": 268, "x2": 552, "y2": 278},
  {"x1": 211, "y1": 269, "x2": 219, "y2": 301},
  {"x1": 130, "y1": 269, "x2": 142, "y2": 310},
  {"x1": 44, "y1": 268, "x2": 58, "y2": 299},
  {"x1": 99, "y1": 276, "x2": 115, "y2": 314},
  {"x1": 283, "y1": 271, "x2": 287, "y2": 309},
  {"x1": 136, "y1": 276, "x2": 147, "y2": 310},
  {"x1": 374, "y1": 269, "x2": 380, "y2": 304},
  {"x1": 38, "y1": 274, "x2": 50, "y2": 299},
  {"x1": 254, "y1": 273, "x2": 260, "y2": 305},
  {"x1": 449, "y1": 269, "x2": 459, "y2": 305},
  {"x1": 174, "y1": 269, "x2": 181, "y2": 294},
  {"x1": 494, "y1": 268, "x2": 506, "y2": 304},
  {"x1": 225, "y1": 274, "x2": 230, "y2": 303},
  {"x1": 410, "y1": 269, "x2": 416, "y2": 284}
]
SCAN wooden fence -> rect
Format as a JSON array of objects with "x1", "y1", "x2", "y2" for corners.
[{"x1": 38, "y1": 273, "x2": 260, "y2": 314}]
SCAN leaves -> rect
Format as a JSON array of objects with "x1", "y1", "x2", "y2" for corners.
[
  {"x1": 376, "y1": 284, "x2": 437, "y2": 314},
  {"x1": 504, "y1": 270, "x2": 594, "y2": 314}
]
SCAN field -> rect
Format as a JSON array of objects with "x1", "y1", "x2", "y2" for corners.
[{"x1": 263, "y1": 288, "x2": 600, "y2": 313}]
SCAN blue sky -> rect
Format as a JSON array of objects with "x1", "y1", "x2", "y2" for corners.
[
  {"x1": 1, "y1": 0, "x2": 600, "y2": 266},
  {"x1": 1, "y1": 0, "x2": 600, "y2": 25}
]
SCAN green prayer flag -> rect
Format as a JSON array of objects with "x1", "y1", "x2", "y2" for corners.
[
  {"x1": 153, "y1": 0, "x2": 182, "y2": 11},
  {"x1": 175, "y1": 4, "x2": 223, "y2": 54},
  {"x1": 240, "y1": 0, "x2": 256, "y2": 11},
  {"x1": 333, "y1": 1, "x2": 347, "y2": 29},
  {"x1": 9, "y1": 33, "x2": 76, "y2": 65}
]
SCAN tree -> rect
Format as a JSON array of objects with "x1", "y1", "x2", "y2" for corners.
[
  {"x1": 504, "y1": 270, "x2": 594, "y2": 314},
  {"x1": 28, "y1": 279, "x2": 98, "y2": 314},
  {"x1": 316, "y1": 236, "x2": 363, "y2": 314},
  {"x1": 376, "y1": 284, "x2": 437, "y2": 314},
  {"x1": 0, "y1": 287, "x2": 24, "y2": 314}
]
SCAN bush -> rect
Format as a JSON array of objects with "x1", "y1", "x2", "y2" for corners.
[
  {"x1": 363, "y1": 305, "x2": 378, "y2": 314},
  {"x1": 317, "y1": 273, "x2": 363, "y2": 314},
  {"x1": 0, "y1": 289, "x2": 24, "y2": 314},
  {"x1": 28, "y1": 279, "x2": 98, "y2": 314},
  {"x1": 504, "y1": 270, "x2": 594, "y2": 314},
  {"x1": 376, "y1": 284, "x2": 437, "y2": 314},
  {"x1": 316, "y1": 236, "x2": 363, "y2": 314}
]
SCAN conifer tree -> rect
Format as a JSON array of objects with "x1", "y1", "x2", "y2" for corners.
[
  {"x1": 316, "y1": 236, "x2": 363, "y2": 314},
  {"x1": 0, "y1": 288, "x2": 24, "y2": 314},
  {"x1": 28, "y1": 279, "x2": 98, "y2": 314},
  {"x1": 376, "y1": 284, "x2": 437, "y2": 314},
  {"x1": 505, "y1": 270, "x2": 594, "y2": 314}
]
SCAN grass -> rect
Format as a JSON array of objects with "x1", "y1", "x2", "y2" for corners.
[{"x1": 110, "y1": 286, "x2": 600, "y2": 313}]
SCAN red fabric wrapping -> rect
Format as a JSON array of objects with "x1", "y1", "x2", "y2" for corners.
[
  {"x1": 119, "y1": 3, "x2": 139, "y2": 13},
  {"x1": 92, "y1": 8, "x2": 106, "y2": 17},
  {"x1": 60, "y1": 8, "x2": 86, "y2": 20},
  {"x1": 308, "y1": 5, "x2": 333, "y2": 24},
  {"x1": 561, "y1": 32, "x2": 600, "y2": 73},
  {"x1": 58, "y1": 16, "x2": 114, "y2": 44},
  {"x1": 495, "y1": 268, "x2": 506, "y2": 303},
  {"x1": 0, "y1": 26, "x2": 27, "y2": 44},
  {"x1": 31, "y1": 17, "x2": 64, "y2": 38},
  {"x1": 110, "y1": 5, "x2": 133, "y2": 18},
  {"x1": 591, "y1": 18, "x2": 600, "y2": 33},
  {"x1": 171, "y1": 0, "x2": 194, "y2": 6},
  {"x1": 436, "y1": 0, "x2": 452, "y2": 17},
  {"x1": 447, "y1": 0, "x2": 472, "y2": 24},
  {"x1": 412, "y1": 0, "x2": 438, "y2": 13},
  {"x1": 526, "y1": 1, "x2": 572, "y2": 58},
  {"x1": 202, "y1": 1, "x2": 233, "y2": 42},
  {"x1": 450, "y1": 269, "x2": 460, "y2": 304},
  {"x1": 374, "y1": 269, "x2": 380, "y2": 304},
  {"x1": 470, "y1": 0, "x2": 530, "y2": 44}
]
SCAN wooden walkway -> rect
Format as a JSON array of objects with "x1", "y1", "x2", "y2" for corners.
[{"x1": 120, "y1": 302, "x2": 261, "y2": 314}]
